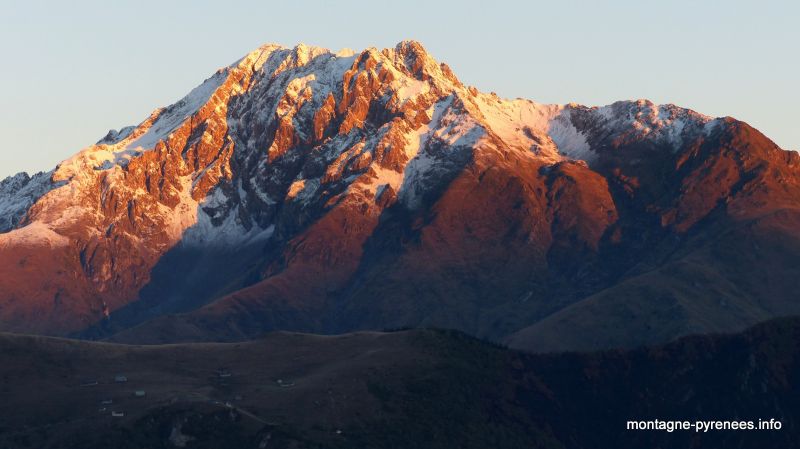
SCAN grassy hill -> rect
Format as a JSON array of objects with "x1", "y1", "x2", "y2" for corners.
[{"x1": 1, "y1": 319, "x2": 799, "y2": 448}]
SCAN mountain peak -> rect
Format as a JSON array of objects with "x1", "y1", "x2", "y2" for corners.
[
  {"x1": 394, "y1": 39, "x2": 428, "y2": 56},
  {"x1": 1, "y1": 39, "x2": 796, "y2": 347}
]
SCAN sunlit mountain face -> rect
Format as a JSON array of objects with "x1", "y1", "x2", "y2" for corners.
[
  {"x1": 1, "y1": 39, "x2": 799, "y2": 449},
  {"x1": 1, "y1": 41, "x2": 800, "y2": 354}
]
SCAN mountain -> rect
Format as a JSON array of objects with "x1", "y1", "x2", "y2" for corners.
[
  {"x1": 1, "y1": 40, "x2": 799, "y2": 350},
  {"x1": 1, "y1": 318, "x2": 798, "y2": 448}
]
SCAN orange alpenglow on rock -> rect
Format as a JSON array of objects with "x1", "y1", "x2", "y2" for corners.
[{"x1": 0, "y1": 41, "x2": 799, "y2": 354}]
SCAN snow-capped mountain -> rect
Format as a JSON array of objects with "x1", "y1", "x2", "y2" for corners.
[{"x1": 1, "y1": 41, "x2": 799, "y2": 350}]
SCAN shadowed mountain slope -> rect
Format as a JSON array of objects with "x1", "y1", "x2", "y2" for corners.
[{"x1": 1, "y1": 318, "x2": 799, "y2": 448}]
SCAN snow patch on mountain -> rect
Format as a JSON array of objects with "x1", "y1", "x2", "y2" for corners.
[
  {"x1": 0, "y1": 221, "x2": 69, "y2": 248},
  {"x1": 54, "y1": 68, "x2": 230, "y2": 186},
  {"x1": 471, "y1": 93, "x2": 719, "y2": 166},
  {"x1": 473, "y1": 94, "x2": 594, "y2": 163},
  {"x1": 703, "y1": 118, "x2": 723, "y2": 136},
  {"x1": 361, "y1": 167, "x2": 405, "y2": 198},
  {"x1": 0, "y1": 171, "x2": 58, "y2": 233},
  {"x1": 589, "y1": 100, "x2": 714, "y2": 150},
  {"x1": 399, "y1": 96, "x2": 485, "y2": 209},
  {"x1": 183, "y1": 206, "x2": 274, "y2": 248},
  {"x1": 377, "y1": 57, "x2": 431, "y2": 104},
  {"x1": 97, "y1": 126, "x2": 136, "y2": 145},
  {"x1": 126, "y1": 71, "x2": 228, "y2": 152},
  {"x1": 547, "y1": 111, "x2": 593, "y2": 162}
]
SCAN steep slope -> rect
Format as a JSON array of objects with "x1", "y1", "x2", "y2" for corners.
[
  {"x1": 0, "y1": 171, "x2": 58, "y2": 232},
  {"x1": 1, "y1": 41, "x2": 463, "y2": 334},
  {"x1": 1, "y1": 40, "x2": 799, "y2": 350},
  {"x1": 1, "y1": 319, "x2": 799, "y2": 448},
  {"x1": 508, "y1": 118, "x2": 800, "y2": 351}
]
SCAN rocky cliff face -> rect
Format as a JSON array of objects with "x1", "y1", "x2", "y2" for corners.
[
  {"x1": 1, "y1": 41, "x2": 799, "y2": 350},
  {"x1": 0, "y1": 171, "x2": 57, "y2": 233}
]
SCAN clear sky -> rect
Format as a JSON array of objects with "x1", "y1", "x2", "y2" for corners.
[{"x1": 1, "y1": 0, "x2": 797, "y2": 178}]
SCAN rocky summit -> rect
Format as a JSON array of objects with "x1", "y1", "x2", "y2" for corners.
[{"x1": 1, "y1": 41, "x2": 799, "y2": 352}]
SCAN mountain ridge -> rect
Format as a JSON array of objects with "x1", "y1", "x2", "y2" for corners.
[{"x1": 1, "y1": 40, "x2": 799, "y2": 351}]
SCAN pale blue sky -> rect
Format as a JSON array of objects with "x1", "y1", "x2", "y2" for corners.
[{"x1": 1, "y1": 0, "x2": 797, "y2": 178}]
